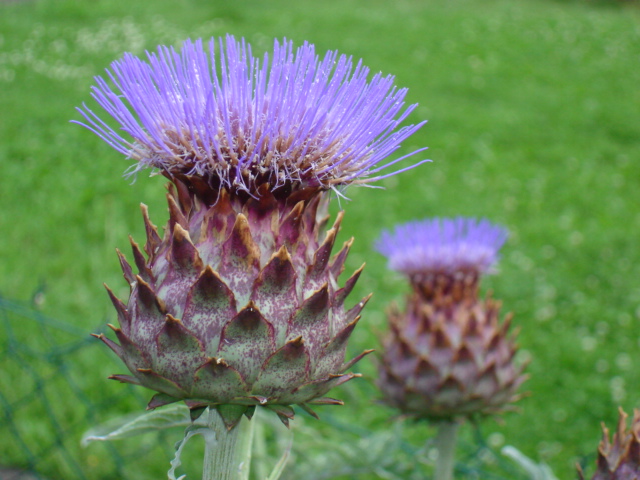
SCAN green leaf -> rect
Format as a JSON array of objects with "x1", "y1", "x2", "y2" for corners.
[
  {"x1": 251, "y1": 408, "x2": 292, "y2": 480},
  {"x1": 81, "y1": 404, "x2": 200, "y2": 446},
  {"x1": 502, "y1": 446, "x2": 559, "y2": 480},
  {"x1": 265, "y1": 427, "x2": 293, "y2": 480},
  {"x1": 168, "y1": 423, "x2": 216, "y2": 480}
]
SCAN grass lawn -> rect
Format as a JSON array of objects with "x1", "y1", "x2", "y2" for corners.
[{"x1": 1, "y1": 0, "x2": 640, "y2": 478}]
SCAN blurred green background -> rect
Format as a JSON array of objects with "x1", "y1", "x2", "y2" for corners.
[{"x1": 1, "y1": 0, "x2": 639, "y2": 478}]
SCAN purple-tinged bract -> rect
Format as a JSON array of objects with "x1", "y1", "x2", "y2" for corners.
[
  {"x1": 376, "y1": 217, "x2": 508, "y2": 277},
  {"x1": 75, "y1": 35, "x2": 427, "y2": 196}
]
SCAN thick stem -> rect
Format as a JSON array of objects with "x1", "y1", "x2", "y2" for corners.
[
  {"x1": 252, "y1": 412, "x2": 269, "y2": 480},
  {"x1": 434, "y1": 421, "x2": 459, "y2": 480},
  {"x1": 202, "y1": 408, "x2": 255, "y2": 480}
]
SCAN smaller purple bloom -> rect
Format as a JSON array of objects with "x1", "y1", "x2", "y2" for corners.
[{"x1": 375, "y1": 217, "x2": 508, "y2": 276}]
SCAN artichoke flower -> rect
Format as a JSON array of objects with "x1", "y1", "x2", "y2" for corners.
[
  {"x1": 578, "y1": 408, "x2": 640, "y2": 480},
  {"x1": 76, "y1": 36, "x2": 427, "y2": 428},
  {"x1": 375, "y1": 218, "x2": 526, "y2": 421}
]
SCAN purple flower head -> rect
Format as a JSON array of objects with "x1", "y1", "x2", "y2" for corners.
[
  {"x1": 75, "y1": 35, "x2": 428, "y2": 196},
  {"x1": 375, "y1": 217, "x2": 508, "y2": 276}
]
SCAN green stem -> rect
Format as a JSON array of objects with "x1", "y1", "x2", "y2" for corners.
[
  {"x1": 434, "y1": 421, "x2": 459, "y2": 480},
  {"x1": 202, "y1": 408, "x2": 255, "y2": 480},
  {"x1": 252, "y1": 411, "x2": 269, "y2": 480}
]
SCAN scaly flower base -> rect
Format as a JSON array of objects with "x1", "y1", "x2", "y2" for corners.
[{"x1": 97, "y1": 181, "x2": 371, "y2": 427}]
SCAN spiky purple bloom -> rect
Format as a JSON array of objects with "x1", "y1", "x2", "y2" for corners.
[
  {"x1": 75, "y1": 35, "x2": 427, "y2": 195},
  {"x1": 79, "y1": 35, "x2": 428, "y2": 429},
  {"x1": 375, "y1": 217, "x2": 508, "y2": 277}
]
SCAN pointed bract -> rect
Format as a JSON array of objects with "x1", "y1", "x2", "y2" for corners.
[
  {"x1": 182, "y1": 266, "x2": 237, "y2": 348},
  {"x1": 194, "y1": 358, "x2": 248, "y2": 402},
  {"x1": 130, "y1": 237, "x2": 154, "y2": 283},
  {"x1": 115, "y1": 250, "x2": 135, "y2": 285},
  {"x1": 219, "y1": 214, "x2": 260, "y2": 305},
  {"x1": 104, "y1": 285, "x2": 130, "y2": 333},
  {"x1": 217, "y1": 304, "x2": 275, "y2": 385},
  {"x1": 141, "y1": 204, "x2": 162, "y2": 259},
  {"x1": 330, "y1": 238, "x2": 354, "y2": 279},
  {"x1": 251, "y1": 246, "x2": 298, "y2": 326},
  {"x1": 253, "y1": 337, "x2": 310, "y2": 398},
  {"x1": 215, "y1": 404, "x2": 250, "y2": 431}
]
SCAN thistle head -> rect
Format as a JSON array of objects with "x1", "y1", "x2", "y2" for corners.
[
  {"x1": 375, "y1": 217, "x2": 524, "y2": 421},
  {"x1": 579, "y1": 408, "x2": 640, "y2": 480},
  {"x1": 78, "y1": 36, "x2": 430, "y2": 427},
  {"x1": 75, "y1": 35, "x2": 428, "y2": 202}
]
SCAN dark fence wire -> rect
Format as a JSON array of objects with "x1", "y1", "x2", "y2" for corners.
[{"x1": 0, "y1": 295, "x2": 176, "y2": 480}]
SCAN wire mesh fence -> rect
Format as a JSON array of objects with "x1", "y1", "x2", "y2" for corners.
[{"x1": 0, "y1": 294, "x2": 179, "y2": 480}]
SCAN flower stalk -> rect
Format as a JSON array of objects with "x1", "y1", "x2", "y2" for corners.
[
  {"x1": 434, "y1": 421, "x2": 459, "y2": 480},
  {"x1": 203, "y1": 408, "x2": 255, "y2": 480}
]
